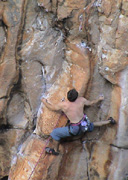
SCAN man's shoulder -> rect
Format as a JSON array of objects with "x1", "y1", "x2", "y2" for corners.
[
  {"x1": 58, "y1": 102, "x2": 70, "y2": 113},
  {"x1": 76, "y1": 97, "x2": 87, "y2": 104},
  {"x1": 58, "y1": 101, "x2": 68, "y2": 109},
  {"x1": 77, "y1": 96, "x2": 86, "y2": 101}
]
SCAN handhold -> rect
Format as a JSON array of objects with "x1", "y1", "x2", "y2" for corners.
[{"x1": 105, "y1": 67, "x2": 109, "y2": 71}]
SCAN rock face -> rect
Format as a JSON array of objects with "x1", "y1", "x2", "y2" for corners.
[{"x1": 0, "y1": 0, "x2": 128, "y2": 180}]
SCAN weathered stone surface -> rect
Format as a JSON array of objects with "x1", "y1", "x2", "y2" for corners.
[
  {"x1": 0, "y1": 129, "x2": 26, "y2": 178},
  {"x1": 89, "y1": 126, "x2": 117, "y2": 179},
  {"x1": 114, "y1": 68, "x2": 128, "y2": 148},
  {"x1": 57, "y1": 141, "x2": 89, "y2": 180},
  {"x1": 116, "y1": 14, "x2": 128, "y2": 51},
  {"x1": 20, "y1": 8, "x2": 65, "y2": 118},
  {"x1": 9, "y1": 134, "x2": 63, "y2": 180},
  {"x1": 0, "y1": 0, "x2": 128, "y2": 180},
  {"x1": 7, "y1": 93, "x2": 28, "y2": 129},
  {"x1": 0, "y1": 99, "x2": 5, "y2": 118},
  {"x1": 57, "y1": 0, "x2": 86, "y2": 20},
  {"x1": 0, "y1": 0, "x2": 23, "y2": 123},
  {"x1": 99, "y1": 48, "x2": 128, "y2": 84},
  {"x1": 122, "y1": 0, "x2": 128, "y2": 15},
  {"x1": 108, "y1": 147, "x2": 128, "y2": 180}
]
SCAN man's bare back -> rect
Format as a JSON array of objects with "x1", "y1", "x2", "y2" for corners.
[{"x1": 59, "y1": 97, "x2": 85, "y2": 123}]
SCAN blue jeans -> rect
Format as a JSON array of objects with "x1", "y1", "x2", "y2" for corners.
[{"x1": 50, "y1": 123, "x2": 94, "y2": 141}]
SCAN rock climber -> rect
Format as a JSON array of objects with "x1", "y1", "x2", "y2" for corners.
[{"x1": 42, "y1": 89, "x2": 116, "y2": 155}]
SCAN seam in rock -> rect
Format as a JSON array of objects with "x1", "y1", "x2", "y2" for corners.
[
  {"x1": 0, "y1": 96, "x2": 8, "y2": 100},
  {"x1": 82, "y1": 141, "x2": 90, "y2": 180},
  {"x1": 110, "y1": 143, "x2": 128, "y2": 150}
]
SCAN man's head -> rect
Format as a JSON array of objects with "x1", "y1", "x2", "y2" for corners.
[{"x1": 67, "y1": 89, "x2": 78, "y2": 102}]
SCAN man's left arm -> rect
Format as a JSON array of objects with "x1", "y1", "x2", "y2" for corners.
[
  {"x1": 84, "y1": 95, "x2": 104, "y2": 106},
  {"x1": 42, "y1": 98, "x2": 62, "y2": 111}
]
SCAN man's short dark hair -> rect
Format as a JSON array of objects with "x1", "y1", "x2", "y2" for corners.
[{"x1": 67, "y1": 89, "x2": 78, "y2": 102}]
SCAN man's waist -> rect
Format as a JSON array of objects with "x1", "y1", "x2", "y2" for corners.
[
  {"x1": 70, "y1": 121, "x2": 82, "y2": 126},
  {"x1": 70, "y1": 115, "x2": 86, "y2": 126}
]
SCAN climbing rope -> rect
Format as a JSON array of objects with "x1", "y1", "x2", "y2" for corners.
[{"x1": 28, "y1": 113, "x2": 64, "y2": 180}]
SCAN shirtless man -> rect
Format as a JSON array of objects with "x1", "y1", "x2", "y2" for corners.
[{"x1": 42, "y1": 89, "x2": 116, "y2": 155}]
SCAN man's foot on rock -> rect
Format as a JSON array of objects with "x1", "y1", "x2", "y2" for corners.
[
  {"x1": 45, "y1": 147, "x2": 59, "y2": 156},
  {"x1": 108, "y1": 117, "x2": 116, "y2": 125}
]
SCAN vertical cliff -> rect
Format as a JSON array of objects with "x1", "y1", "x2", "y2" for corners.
[{"x1": 0, "y1": 0, "x2": 128, "y2": 180}]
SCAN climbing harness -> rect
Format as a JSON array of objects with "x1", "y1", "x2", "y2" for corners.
[
  {"x1": 28, "y1": 113, "x2": 63, "y2": 180},
  {"x1": 80, "y1": 114, "x2": 90, "y2": 132},
  {"x1": 68, "y1": 115, "x2": 90, "y2": 136}
]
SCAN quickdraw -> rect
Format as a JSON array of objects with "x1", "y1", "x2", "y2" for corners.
[{"x1": 78, "y1": 0, "x2": 96, "y2": 32}]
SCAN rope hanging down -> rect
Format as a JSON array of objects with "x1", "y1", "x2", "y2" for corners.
[{"x1": 28, "y1": 113, "x2": 63, "y2": 180}]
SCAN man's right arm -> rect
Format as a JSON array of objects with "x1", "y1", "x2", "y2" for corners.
[{"x1": 42, "y1": 98, "x2": 62, "y2": 111}]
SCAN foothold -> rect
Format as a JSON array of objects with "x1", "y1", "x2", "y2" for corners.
[
  {"x1": 38, "y1": 2, "x2": 44, "y2": 7},
  {"x1": 61, "y1": 97, "x2": 65, "y2": 102},
  {"x1": 81, "y1": 41, "x2": 86, "y2": 48},
  {"x1": 80, "y1": 40, "x2": 92, "y2": 51}
]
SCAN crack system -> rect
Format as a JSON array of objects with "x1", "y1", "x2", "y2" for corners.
[
  {"x1": 0, "y1": 96, "x2": 8, "y2": 100},
  {"x1": 110, "y1": 143, "x2": 128, "y2": 150},
  {"x1": 82, "y1": 140, "x2": 90, "y2": 180}
]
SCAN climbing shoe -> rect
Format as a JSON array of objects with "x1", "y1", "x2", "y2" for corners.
[
  {"x1": 108, "y1": 117, "x2": 116, "y2": 125},
  {"x1": 45, "y1": 147, "x2": 59, "y2": 156}
]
